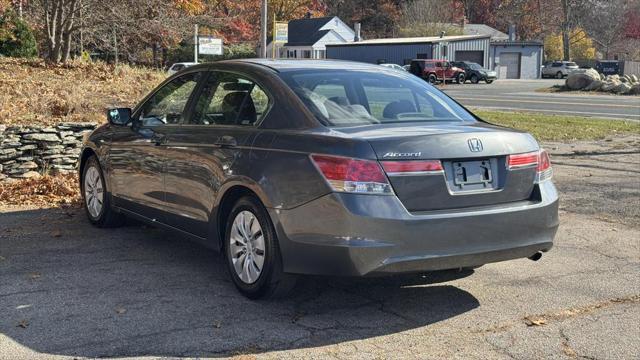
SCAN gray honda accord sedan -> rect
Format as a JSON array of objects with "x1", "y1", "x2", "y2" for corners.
[{"x1": 79, "y1": 59, "x2": 559, "y2": 299}]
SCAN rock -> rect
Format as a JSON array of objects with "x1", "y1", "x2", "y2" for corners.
[
  {"x1": 22, "y1": 133, "x2": 61, "y2": 142},
  {"x1": 620, "y1": 76, "x2": 629, "y2": 83},
  {"x1": 18, "y1": 144, "x2": 37, "y2": 151},
  {"x1": 18, "y1": 161, "x2": 38, "y2": 170},
  {"x1": 629, "y1": 83, "x2": 640, "y2": 95},
  {"x1": 565, "y1": 69, "x2": 600, "y2": 90},
  {"x1": 601, "y1": 81, "x2": 620, "y2": 92},
  {"x1": 0, "y1": 163, "x2": 3, "y2": 172},
  {"x1": 20, "y1": 171, "x2": 41, "y2": 179},
  {"x1": 584, "y1": 80, "x2": 603, "y2": 91},
  {"x1": 631, "y1": 74, "x2": 639, "y2": 83},
  {"x1": 613, "y1": 82, "x2": 632, "y2": 94}
]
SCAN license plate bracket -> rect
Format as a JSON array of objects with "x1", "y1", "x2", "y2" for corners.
[{"x1": 451, "y1": 159, "x2": 494, "y2": 190}]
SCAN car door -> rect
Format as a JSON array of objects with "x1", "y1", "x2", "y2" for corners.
[
  {"x1": 162, "y1": 70, "x2": 270, "y2": 238},
  {"x1": 109, "y1": 71, "x2": 204, "y2": 222}
]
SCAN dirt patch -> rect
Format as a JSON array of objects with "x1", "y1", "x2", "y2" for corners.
[{"x1": 544, "y1": 135, "x2": 640, "y2": 226}]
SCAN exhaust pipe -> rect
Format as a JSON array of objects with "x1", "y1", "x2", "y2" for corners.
[{"x1": 528, "y1": 251, "x2": 543, "y2": 261}]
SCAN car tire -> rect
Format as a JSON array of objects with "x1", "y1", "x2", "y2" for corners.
[
  {"x1": 556, "y1": 71, "x2": 563, "y2": 79},
  {"x1": 485, "y1": 79, "x2": 493, "y2": 84},
  {"x1": 81, "y1": 156, "x2": 125, "y2": 228},
  {"x1": 456, "y1": 73, "x2": 466, "y2": 84},
  {"x1": 470, "y1": 74, "x2": 479, "y2": 84},
  {"x1": 427, "y1": 73, "x2": 438, "y2": 84},
  {"x1": 224, "y1": 196, "x2": 297, "y2": 299}
]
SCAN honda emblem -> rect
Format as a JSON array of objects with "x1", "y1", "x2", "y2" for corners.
[{"x1": 468, "y1": 138, "x2": 483, "y2": 152}]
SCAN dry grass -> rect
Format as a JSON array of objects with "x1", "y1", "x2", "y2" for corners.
[
  {"x1": 0, "y1": 173, "x2": 80, "y2": 206},
  {"x1": 0, "y1": 58, "x2": 165, "y2": 126}
]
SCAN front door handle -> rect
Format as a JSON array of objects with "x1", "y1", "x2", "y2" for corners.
[{"x1": 214, "y1": 135, "x2": 237, "y2": 148}]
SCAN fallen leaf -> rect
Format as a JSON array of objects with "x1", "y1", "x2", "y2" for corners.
[
  {"x1": 523, "y1": 316, "x2": 546, "y2": 326},
  {"x1": 17, "y1": 320, "x2": 29, "y2": 328},
  {"x1": 28, "y1": 272, "x2": 41, "y2": 280},
  {"x1": 51, "y1": 230, "x2": 62, "y2": 238},
  {"x1": 213, "y1": 320, "x2": 222, "y2": 329},
  {"x1": 115, "y1": 307, "x2": 127, "y2": 314}
]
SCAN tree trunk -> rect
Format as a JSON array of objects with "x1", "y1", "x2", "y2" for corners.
[{"x1": 561, "y1": 0, "x2": 571, "y2": 60}]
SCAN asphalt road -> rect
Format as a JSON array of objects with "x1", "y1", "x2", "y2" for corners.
[
  {"x1": 441, "y1": 79, "x2": 640, "y2": 121},
  {"x1": 1, "y1": 136, "x2": 639, "y2": 359}
]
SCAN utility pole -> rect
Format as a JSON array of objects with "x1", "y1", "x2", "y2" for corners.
[
  {"x1": 194, "y1": 24, "x2": 199, "y2": 63},
  {"x1": 260, "y1": 0, "x2": 268, "y2": 58}
]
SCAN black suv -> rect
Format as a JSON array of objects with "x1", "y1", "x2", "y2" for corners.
[{"x1": 451, "y1": 61, "x2": 497, "y2": 84}]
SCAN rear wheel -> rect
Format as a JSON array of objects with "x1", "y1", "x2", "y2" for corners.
[
  {"x1": 427, "y1": 73, "x2": 438, "y2": 84},
  {"x1": 470, "y1": 74, "x2": 479, "y2": 84},
  {"x1": 224, "y1": 196, "x2": 296, "y2": 299},
  {"x1": 456, "y1": 73, "x2": 466, "y2": 84},
  {"x1": 82, "y1": 156, "x2": 124, "y2": 227}
]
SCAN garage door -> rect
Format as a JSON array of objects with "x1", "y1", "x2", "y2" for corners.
[
  {"x1": 455, "y1": 51, "x2": 484, "y2": 66},
  {"x1": 500, "y1": 52, "x2": 521, "y2": 79}
]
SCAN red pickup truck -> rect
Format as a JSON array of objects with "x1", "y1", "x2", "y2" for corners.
[{"x1": 409, "y1": 59, "x2": 466, "y2": 84}]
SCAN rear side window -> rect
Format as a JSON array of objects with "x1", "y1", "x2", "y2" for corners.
[
  {"x1": 192, "y1": 72, "x2": 270, "y2": 126},
  {"x1": 281, "y1": 70, "x2": 475, "y2": 126}
]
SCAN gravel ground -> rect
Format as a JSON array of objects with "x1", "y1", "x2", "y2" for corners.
[{"x1": 1, "y1": 136, "x2": 639, "y2": 360}]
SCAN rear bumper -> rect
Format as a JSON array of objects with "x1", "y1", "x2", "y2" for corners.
[{"x1": 270, "y1": 181, "x2": 559, "y2": 276}]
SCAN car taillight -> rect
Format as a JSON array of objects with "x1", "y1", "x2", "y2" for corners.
[
  {"x1": 536, "y1": 149, "x2": 553, "y2": 182},
  {"x1": 507, "y1": 150, "x2": 552, "y2": 183},
  {"x1": 310, "y1": 154, "x2": 393, "y2": 195},
  {"x1": 380, "y1": 160, "x2": 443, "y2": 175}
]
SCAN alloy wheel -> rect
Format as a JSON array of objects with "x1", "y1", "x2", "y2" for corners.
[
  {"x1": 84, "y1": 166, "x2": 104, "y2": 218},
  {"x1": 229, "y1": 210, "x2": 266, "y2": 284}
]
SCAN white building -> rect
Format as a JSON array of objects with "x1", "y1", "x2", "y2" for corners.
[{"x1": 267, "y1": 16, "x2": 355, "y2": 59}]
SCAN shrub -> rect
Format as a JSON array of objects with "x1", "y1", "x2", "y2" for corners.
[{"x1": 0, "y1": 11, "x2": 37, "y2": 58}]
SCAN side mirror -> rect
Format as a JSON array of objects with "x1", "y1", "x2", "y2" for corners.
[{"x1": 107, "y1": 108, "x2": 132, "y2": 126}]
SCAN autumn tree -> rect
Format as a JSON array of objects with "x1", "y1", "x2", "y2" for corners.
[
  {"x1": 324, "y1": 0, "x2": 402, "y2": 38},
  {"x1": 544, "y1": 27, "x2": 596, "y2": 60},
  {"x1": 398, "y1": 0, "x2": 463, "y2": 37}
]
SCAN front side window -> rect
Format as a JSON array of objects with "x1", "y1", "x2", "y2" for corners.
[
  {"x1": 281, "y1": 70, "x2": 475, "y2": 126},
  {"x1": 138, "y1": 72, "x2": 201, "y2": 126},
  {"x1": 192, "y1": 72, "x2": 270, "y2": 126}
]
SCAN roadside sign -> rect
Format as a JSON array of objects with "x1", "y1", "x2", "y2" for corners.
[
  {"x1": 199, "y1": 37, "x2": 223, "y2": 55},
  {"x1": 274, "y1": 22, "x2": 288, "y2": 43}
]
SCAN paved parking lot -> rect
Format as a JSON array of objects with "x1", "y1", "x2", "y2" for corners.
[
  {"x1": 1, "y1": 136, "x2": 639, "y2": 359},
  {"x1": 441, "y1": 79, "x2": 640, "y2": 121}
]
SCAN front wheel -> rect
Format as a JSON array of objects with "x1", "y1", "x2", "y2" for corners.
[
  {"x1": 82, "y1": 156, "x2": 124, "y2": 227},
  {"x1": 485, "y1": 79, "x2": 494, "y2": 84},
  {"x1": 556, "y1": 71, "x2": 564, "y2": 79},
  {"x1": 225, "y1": 196, "x2": 296, "y2": 299}
]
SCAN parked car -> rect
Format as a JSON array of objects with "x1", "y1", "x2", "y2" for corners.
[
  {"x1": 409, "y1": 59, "x2": 466, "y2": 84},
  {"x1": 380, "y1": 63, "x2": 408, "y2": 72},
  {"x1": 451, "y1": 61, "x2": 497, "y2": 84},
  {"x1": 80, "y1": 59, "x2": 558, "y2": 299},
  {"x1": 541, "y1": 61, "x2": 579, "y2": 79},
  {"x1": 167, "y1": 62, "x2": 197, "y2": 75},
  {"x1": 595, "y1": 60, "x2": 620, "y2": 76}
]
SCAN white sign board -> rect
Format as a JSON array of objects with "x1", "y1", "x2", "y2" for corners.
[{"x1": 199, "y1": 37, "x2": 223, "y2": 55}]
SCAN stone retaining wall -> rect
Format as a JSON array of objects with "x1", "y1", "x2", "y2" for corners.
[{"x1": 0, "y1": 123, "x2": 97, "y2": 180}]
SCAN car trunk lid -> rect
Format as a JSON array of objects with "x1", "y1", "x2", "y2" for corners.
[{"x1": 333, "y1": 122, "x2": 540, "y2": 212}]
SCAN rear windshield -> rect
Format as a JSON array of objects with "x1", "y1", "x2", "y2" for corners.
[
  {"x1": 566, "y1": 62, "x2": 578, "y2": 67},
  {"x1": 280, "y1": 70, "x2": 476, "y2": 126}
]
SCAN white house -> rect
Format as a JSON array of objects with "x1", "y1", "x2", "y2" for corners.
[{"x1": 267, "y1": 16, "x2": 355, "y2": 59}]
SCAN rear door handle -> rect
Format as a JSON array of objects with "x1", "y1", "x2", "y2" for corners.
[{"x1": 214, "y1": 135, "x2": 237, "y2": 148}]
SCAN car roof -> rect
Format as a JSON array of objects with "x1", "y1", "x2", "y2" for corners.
[{"x1": 175, "y1": 59, "x2": 393, "y2": 73}]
